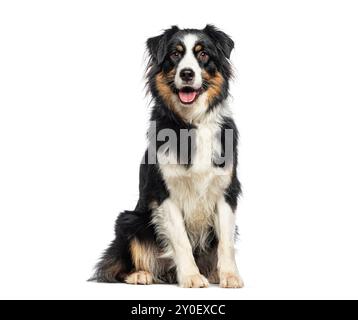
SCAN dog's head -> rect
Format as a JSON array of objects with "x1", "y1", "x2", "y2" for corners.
[{"x1": 146, "y1": 25, "x2": 234, "y2": 118}]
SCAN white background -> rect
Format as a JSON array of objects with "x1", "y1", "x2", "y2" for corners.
[{"x1": 1, "y1": 0, "x2": 358, "y2": 300}]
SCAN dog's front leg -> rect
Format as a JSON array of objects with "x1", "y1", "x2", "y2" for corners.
[
  {"x1": 157, "y1": 199, "x2": 209, "y2": 288},
  {"x1": 215, "y1": 197, "x2": 244, "y2": 288}
]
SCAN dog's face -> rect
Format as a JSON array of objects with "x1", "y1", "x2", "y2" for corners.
[{"x1": 147, "y1": 25, "x2": 234, "y2": 115}]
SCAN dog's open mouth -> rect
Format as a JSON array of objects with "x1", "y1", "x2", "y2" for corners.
[{"x1": 178, "y1": 87, "x2": 201, "y2": 105}]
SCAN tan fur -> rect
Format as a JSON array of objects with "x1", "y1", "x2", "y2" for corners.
[
  {"x1": 155, "y1": 71, "x2": 176, "y2": 111},
  {"x1": 155, "y1": 71, "x2": 208, "y2": 123},
  {"x1": 130, "y1": 238, "x2": 157, "y2": 272},
  {"x1": 176, "y1": 45, "x2": 184, "y2": 52},
  {"x1": 203, "y1": 71, "x2": 224, "y2": 106},
  {"x1": 194, "y1": 44, "x2": 203, "y2": 52},
  {"x1": 155, "y1": 69, "x2": 225, "y2": 124}
]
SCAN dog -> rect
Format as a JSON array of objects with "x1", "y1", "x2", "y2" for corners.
[{"x1": 91, "y1": 25, "x2": 244, "y2": 288}]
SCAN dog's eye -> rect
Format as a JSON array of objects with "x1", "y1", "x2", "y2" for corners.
[
  {"x1": 198, "y1": 51, "x2": 209, "y2": 63},
  {"x1": 170, "y1": 51, "x2": 182, "y2": 61}
]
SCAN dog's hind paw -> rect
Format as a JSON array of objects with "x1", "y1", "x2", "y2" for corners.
[{"x1": 125, "y1": 271, "x2": 153, "y2": 285}]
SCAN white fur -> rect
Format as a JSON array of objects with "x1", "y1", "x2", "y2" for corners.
[
  {"x1": 174, "y1": 34, "x2": 202, "y2": 90},
  {"x1": 215, "y1": 197, "x2": 244, "y2": 288},
  {"x1": 157, "y1": 103, "x2": 233, "y2": 252},
  {"x1": 152, "y1": 198, "x2": 205, "y2": 286},
  {"x1": 215, "y1": 197, "x2": 239, "y2": 274}
]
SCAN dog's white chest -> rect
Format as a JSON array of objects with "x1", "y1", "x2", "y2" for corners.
[{"x1": 159, "y1": 121, "x2": 232, "y2": 247}]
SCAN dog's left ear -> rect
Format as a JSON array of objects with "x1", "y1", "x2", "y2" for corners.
[
  {"x1": 147, "y1": 26, "x2": 180, "y2": 65},
  {"x1": 203, "y1": 25, "x2": 234, "y2": 59}
]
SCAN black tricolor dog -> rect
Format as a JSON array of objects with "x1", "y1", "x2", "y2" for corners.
[{"x1": 91, "y1": 25, "x2": 243, "y2": 288}]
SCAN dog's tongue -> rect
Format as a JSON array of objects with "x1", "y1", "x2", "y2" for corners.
[{"x1": 179, "y1": 90, "x2": 197, "y2": 104}]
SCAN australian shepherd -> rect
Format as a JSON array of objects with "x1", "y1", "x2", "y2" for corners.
[{"x1": 91, "y1": 25, "x2": 244, "y2": 288}]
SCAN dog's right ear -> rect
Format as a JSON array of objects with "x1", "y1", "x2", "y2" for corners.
[{"x1": 147, "y1": 26, "x2": 179, "y2": 65}]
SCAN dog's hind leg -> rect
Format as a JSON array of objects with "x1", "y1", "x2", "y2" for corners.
[
  {"x1": 91, "y1": 210, "x2": 153, "y2": 283},
  {"x1": 125, "y1": 238, "x2": 157, "y2": 285}
]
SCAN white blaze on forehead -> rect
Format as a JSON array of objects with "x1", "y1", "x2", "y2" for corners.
[{"x1": 175, "y1": 34, "x2": 202, "y2": 90}]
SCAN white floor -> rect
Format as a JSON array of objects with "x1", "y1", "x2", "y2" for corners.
[
  {"x1": 2, "y1": 253, "x2": 358, "y2": 300},
  {"x1": 3, "y1": 280, "x2": 357, "y2": 300}
]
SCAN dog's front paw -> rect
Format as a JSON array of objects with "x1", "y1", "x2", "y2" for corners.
[
  {"x1": 179, "y1": 274, "x2": 209, "y2": 288},
  {"x1": 220, "y1": 272, "x2": 244, "y2": 288}
]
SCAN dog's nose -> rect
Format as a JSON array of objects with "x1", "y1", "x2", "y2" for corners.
[{"x1": 180, "y1": 68, "x2": 195, "y2": 82}]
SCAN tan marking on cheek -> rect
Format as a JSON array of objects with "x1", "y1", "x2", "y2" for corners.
[
  {"x1": 155, "y1": 72, "x2": 175, "y2": 109},
  {"x1": 168, "y1": 68, "x2": 176, "y2": 78},
  {"x1": 156, "y1": 71, "x2": 190, "y2": 122},
  {"x1": 203, "y1": 71, "x2": 224, "y2": 105}
]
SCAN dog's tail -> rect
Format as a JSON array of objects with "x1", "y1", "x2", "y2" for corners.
[
  {"x1": 89, "y1": 240, "x2": 129, "y2": 283},
  {"x1": 89, "y1": 210, "x2": 151, "y2": 283}
]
